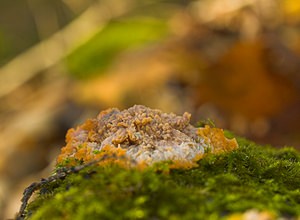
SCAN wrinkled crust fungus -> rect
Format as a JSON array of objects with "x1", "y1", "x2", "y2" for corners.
[{"x1": 57, "y1": 105, "x2": 238, "y2": 168}]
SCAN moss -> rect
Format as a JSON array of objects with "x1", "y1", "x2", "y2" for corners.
[{"x1": 25, "y1": 136, "x2": 300, "y2": 219}]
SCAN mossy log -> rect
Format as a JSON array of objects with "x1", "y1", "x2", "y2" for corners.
[
  {"x1": 19, "y1": 136, "x2": 300, "y2": 220},
  {"x1": 16, "y1": 106, "x2": 300, "y2": 220}
]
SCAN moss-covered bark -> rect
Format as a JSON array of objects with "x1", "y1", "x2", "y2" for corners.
[{"x1": 24, "y1": 135, "x2": 300, "y2": 219}]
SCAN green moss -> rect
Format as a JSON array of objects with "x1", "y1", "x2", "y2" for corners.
[{"x1": 26, "y1": 137, "x2": 300, "y2": 219}]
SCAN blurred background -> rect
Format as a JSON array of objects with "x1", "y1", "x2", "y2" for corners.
[{"x1": 1, "y1": 0, "x2": 300, "y2": 218}]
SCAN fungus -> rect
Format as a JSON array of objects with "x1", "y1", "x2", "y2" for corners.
[{"x1": 57, "y1": 105, "x2": 238, "y2": 168}]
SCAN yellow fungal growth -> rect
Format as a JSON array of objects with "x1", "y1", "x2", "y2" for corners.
[
  {"x1": 57, "y1": 105, "x2": 238, "y2": 168},
  {"x1": 197, "y1": 125, "x2": 239, "y2": 153}
]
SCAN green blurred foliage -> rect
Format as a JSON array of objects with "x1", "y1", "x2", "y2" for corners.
[
  {"x1": 66, "y1": 17, "x2": 169, "y2": 79},
  {"x1": 0, "y1": 0, "x2": 75, "y2": 65}
]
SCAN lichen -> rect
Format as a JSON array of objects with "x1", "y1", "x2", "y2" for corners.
[
  {"x1": 57, "y1": 105, "x2": 238, "y2": 169},
  {"x1": 24, "y1": 135, "x2": 300, "y2": 220}
]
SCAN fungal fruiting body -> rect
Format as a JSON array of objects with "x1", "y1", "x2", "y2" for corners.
[{"x1": 57, "y1": 105, "x2": 238, "y2": 168}]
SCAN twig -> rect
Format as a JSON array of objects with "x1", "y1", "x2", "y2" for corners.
[{"x1": 16, "y1": 154, "x2": 135, "y2": 220}]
